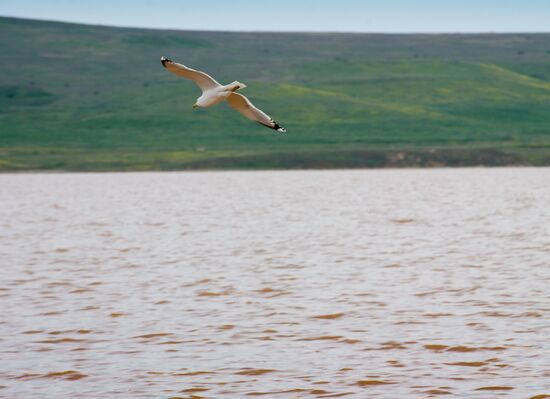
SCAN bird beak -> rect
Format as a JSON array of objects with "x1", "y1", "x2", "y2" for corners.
[{"x1": 192, "y1": 103, "x2": 199, "y2": 109}]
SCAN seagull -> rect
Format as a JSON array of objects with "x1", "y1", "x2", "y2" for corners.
[{"x1": 160, "y1": 56, "x2": 286, "y2": 132}]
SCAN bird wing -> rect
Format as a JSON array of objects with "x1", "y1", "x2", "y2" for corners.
[
  {"x1": 161, "y1": 57, "x2": 221, "y2": 91},
  {"x1": 227, "y1": 93, "x2": 286, "y2": 132}
]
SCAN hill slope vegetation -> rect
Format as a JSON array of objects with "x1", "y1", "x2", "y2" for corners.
[{"x1": 1, "y1": 17, "x2": 550, "y2": 170}]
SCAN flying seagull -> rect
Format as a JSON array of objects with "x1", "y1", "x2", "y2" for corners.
[{"x1": 160, "y1": 56, "x2": 286, "y2": 132}]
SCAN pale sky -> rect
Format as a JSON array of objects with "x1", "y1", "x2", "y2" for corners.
[{"x1": 0, "y1": 0, "x2": 549, "y2": 33}]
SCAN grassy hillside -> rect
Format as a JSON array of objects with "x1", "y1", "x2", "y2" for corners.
[{"x1": 1, "y1": 16, "x2": 550, "y2": 170}]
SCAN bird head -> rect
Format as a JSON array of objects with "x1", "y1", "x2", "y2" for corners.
[{"x1": 192, "y1": 103, "x2": 199, "y2": 109}]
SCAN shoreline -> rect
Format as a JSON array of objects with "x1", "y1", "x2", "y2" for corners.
[
  {"x1": 1, "y1": 165, "x2": 548, "y2": 175},
  {"x1": 1, "y1": 147, "x2": 549, "y2": 172}
]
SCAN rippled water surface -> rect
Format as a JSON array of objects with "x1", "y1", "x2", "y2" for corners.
[{"x1": 1, "y1": 168, "x2": 549, "y2": 399}]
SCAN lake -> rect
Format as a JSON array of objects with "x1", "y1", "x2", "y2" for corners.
[{"x1": 0, "y1": 168, "x2": 549, "y2": 398}]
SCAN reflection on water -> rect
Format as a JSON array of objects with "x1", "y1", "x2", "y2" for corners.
[{"x1": 0, "y1": 168, "x2": 549, "y2": 399}]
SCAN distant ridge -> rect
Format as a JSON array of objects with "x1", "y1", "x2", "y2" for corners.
[
  {"x1": 1, "y1": 16, "x2": 549, "y2": 170},
  {"x1": 2, "y1": 15, "x2": 548, "y2": 34}
]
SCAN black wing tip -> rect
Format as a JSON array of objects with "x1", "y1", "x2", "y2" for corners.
[
  {"x1": 272, "y1": 121, "x2": 287, "y2": 133},
  {"x1": 160, "y1": 56, "x2": 172, "y2": 67},
  {"x1": 257, "y1": 120, "x2": 287, "y2": 133}
]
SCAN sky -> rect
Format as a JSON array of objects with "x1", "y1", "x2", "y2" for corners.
[{"x1": 0, "y1": 0, "x2": 549, "y2": 33}]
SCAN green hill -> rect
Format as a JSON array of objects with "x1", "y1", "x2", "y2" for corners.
[{"x1": 1, "y1": 16, "x2": 550, "y2": 170}]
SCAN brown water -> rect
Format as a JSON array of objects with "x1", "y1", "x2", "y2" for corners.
[{"x1": 1, "y1": 168, "x2": 549, "y2": 399}]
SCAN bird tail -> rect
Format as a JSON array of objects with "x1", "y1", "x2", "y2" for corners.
[{"x1": 227, "y1": 81, "x2": 247, "y2": 92}]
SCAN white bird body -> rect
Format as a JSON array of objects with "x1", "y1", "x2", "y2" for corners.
[
  {"x1": 161, "y1": 56, "x2": 286, "y2": 132},
  {"x1": 196, "y1": 81, "x2": 247, "y2": 108}
]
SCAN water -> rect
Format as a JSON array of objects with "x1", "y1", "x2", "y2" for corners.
[{"x1": 0, "y1": 168, "x2": 549, "y2": 399}]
